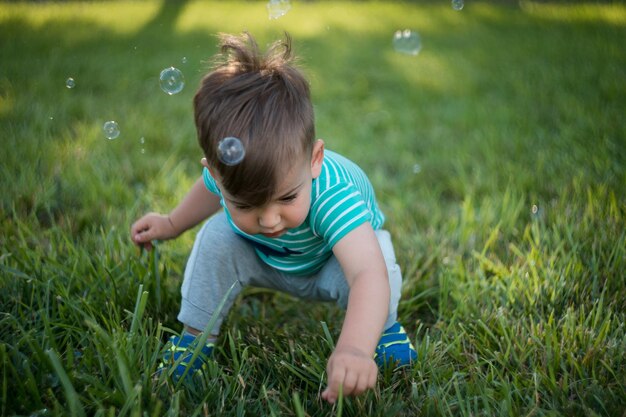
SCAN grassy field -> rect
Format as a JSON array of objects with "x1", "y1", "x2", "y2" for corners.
[{"x1": 1, "y1": 1, "x2": 625, "y2": 416}]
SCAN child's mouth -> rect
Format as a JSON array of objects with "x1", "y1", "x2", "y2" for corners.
[{"x1": 261, "y1": 230, "x2": 285, "y2": 238}]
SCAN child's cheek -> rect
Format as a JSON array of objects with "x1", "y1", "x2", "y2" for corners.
[{"x1": 229, "y1": 212, "x2": 254, "y2": 234}]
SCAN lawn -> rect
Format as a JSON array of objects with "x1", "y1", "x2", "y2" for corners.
[{"x1": 1, "y1": 1, "x2": 625, "y2": 416}]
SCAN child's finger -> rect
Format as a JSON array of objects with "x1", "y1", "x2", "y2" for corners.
[
  {"x1": 134, "y1": 225, "x2": 154, "y2": 242},
  {"x1": 322, "y1": 367, "x2": 346, "y2": 404},
  {"x1": 131, "y1": 214, "x2": 156, "y2": 236},
  {"x1": 321, "y1": 387, "x2": 336, "y2": 404},
  {"x1": 341, "y1": 371, "x2": 358, "y2": 396}
]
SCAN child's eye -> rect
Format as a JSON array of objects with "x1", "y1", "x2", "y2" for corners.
[
  {"x1": 279, "y1": 194, "x2": 297, "y2": 203},
  {"x1": 232, "y1": 202, "x2": 252, "y2": 211}
]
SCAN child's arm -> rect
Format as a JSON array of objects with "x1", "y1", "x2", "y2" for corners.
[
  {"x1": 321, "y1": 222, "x2": 390, "y2": 404},
  {"x1": 131, "y1": 176, "x2": 221, "y2": 250}
]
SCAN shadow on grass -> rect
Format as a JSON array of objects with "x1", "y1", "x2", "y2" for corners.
[
  {"x1": 138, "y1": 0, "x2": 189, "y2": 35},
  {"x1": 1, "y1": 1, "x2": 624, "y2": 241}
]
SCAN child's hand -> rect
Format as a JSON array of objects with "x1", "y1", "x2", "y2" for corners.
[
  {"x1": 130, "y1": 212, "x2": 177, "y2": 251},
  {"x1": 321, "y1": 345, "x2": 378, "y2": 404}
]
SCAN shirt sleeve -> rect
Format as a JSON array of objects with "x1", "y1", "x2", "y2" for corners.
[
  {"x1": 202, "y1": 167, "x2": 220, "y2": 196},
  {"x1": 310, "y1": 182, "x2": 372, "y2": 248}
]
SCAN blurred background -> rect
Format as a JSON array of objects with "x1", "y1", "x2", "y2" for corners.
[{"x1": 1, "y1": 1, "x2": 624, "y2": 416}]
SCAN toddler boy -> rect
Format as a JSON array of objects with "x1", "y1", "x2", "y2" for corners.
[{"x1": 131, "y1": 32, "x2": 416, "y2": 403}]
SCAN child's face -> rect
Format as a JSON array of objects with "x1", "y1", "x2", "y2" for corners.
[{"x1": 213, "y1": 140, "x2": 324, "y2": 238}]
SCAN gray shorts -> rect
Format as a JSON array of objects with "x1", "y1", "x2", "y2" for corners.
[{"x1": 178, "y1": 212, "x2": 403, "y2": 335}]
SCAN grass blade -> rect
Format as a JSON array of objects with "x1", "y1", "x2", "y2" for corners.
[
  {"x1": 46, "y1": 349, "x2": 86, "y2": 417},
  {"x1": 174, "y1": 281, "x2": 238, "y2": 387}
]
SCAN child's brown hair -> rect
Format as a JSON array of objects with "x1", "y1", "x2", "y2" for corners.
[{"x1": 194, "y1": 32, "x2": 315, "y2": 207}]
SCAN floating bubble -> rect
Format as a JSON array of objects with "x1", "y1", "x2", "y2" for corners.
[
  {"x1": 159, "y1": 67, "x2": 185, "y2": 95},
  {"x1": 452, "y1": 0, "x2": 464, "y2": 10},
  {"x1": 103, "y1": 121, "x2": 120, "y2": 140},
  {"x1": 393, "y1": 30, "x2": 422, "y2": 56},
  {"x1": 413, "y1": 163, "x2": 422, "y2": 174},
  {"x1": 182, "y1": 56, "x2": 187, "y2": 64},
  {"x1": 531, "y1": 204, "x2": 544, "y2": 221},
  {"x1": 217, "y1": 137, "x2": 245, "y2": 166},
  {"x1": 267, "y1": 0, "x2": 291, "y2": 20},
  {"x1": 66, "y1": 77, "x2": 75, "y2": 89},
  {"x1": 46, "y1": 372, "x2": 60, "y2": 388}
]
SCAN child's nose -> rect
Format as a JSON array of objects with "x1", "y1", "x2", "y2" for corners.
[{"x1": 258, "y1": 208, "x2": 280, "y2": 229}]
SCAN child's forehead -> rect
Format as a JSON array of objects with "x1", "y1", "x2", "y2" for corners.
[
  {"x1": 219, "y1": 155, "x2": 309, "y2": 203},
  {"x1": 273, "y1": 158, "x2": 309, "y2": 193}
]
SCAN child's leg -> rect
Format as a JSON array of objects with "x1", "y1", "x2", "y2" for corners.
[
  {"x1": 177, "y1": 212, "x2": 281, "y2": 336},
  {"x1": 309, "y1": 229, "x2": 416, "y2": 366},
  {"x1": 376, "y1": 230, "x2": 403, "y2": 330},
  {"x1": 163, "y1": 212, "x2": 288, "y2": 380},
  {"x1": 310, "y1": 229, "x2": 402, "y2": 328},
  {"x1": 371, "y1": 230, "x2": 416, "y2": 366}
]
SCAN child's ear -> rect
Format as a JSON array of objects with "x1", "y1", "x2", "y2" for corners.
[{"x1": 310, "y1": 139, "x2": 325, "y2": 179}]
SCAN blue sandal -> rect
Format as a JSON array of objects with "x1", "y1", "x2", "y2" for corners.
[
  {"x1": 374, "y1": 322, "x2": 417, "y2": 367},
  {"x1": 158, "y1": 334, "x2": 214, "y2": 381}
]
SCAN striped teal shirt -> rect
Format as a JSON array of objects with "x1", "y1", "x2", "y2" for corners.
[{"x1": 203, "y1": 150, "x2": 385, "y2": 275}]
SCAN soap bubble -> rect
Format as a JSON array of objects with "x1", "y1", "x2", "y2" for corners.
[
  {"x1": 393, "y1": 30, "x2": 422, "y2": 56},
  {"x1": 159, "y1": 67, "x2": 185, "y2": 95},
  {"x1": 452, "y1": 0, "x2": 464, "y2": 10},
  {"x1": 103, "y1": 121, "x2": 120, "y2": 140},
  {"x1": 140, "y1": 137, "x2": 145, "y2": 154},
  {"x1": 66, "y1": 78, "x2": 75, "y2": 89},
  {"x1": 531, "y1": 204, "x2": 544, "y2": 221},
  {"x1": 267, "y1": 0, "x2": 291, "y2": 20},
  {"x1": 182, "y1": 56, "x2": 187, "y2": 64},
  {"x1": 413, "y1": 163, "x2": 422, "y2": 174},
  {"x1": 217, "y1": 137, "x2": 245, "y2": 166}
]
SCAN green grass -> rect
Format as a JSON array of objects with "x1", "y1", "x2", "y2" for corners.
[{"x1": 1, "y1": 1, "x2": 625, "y2": 416}]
